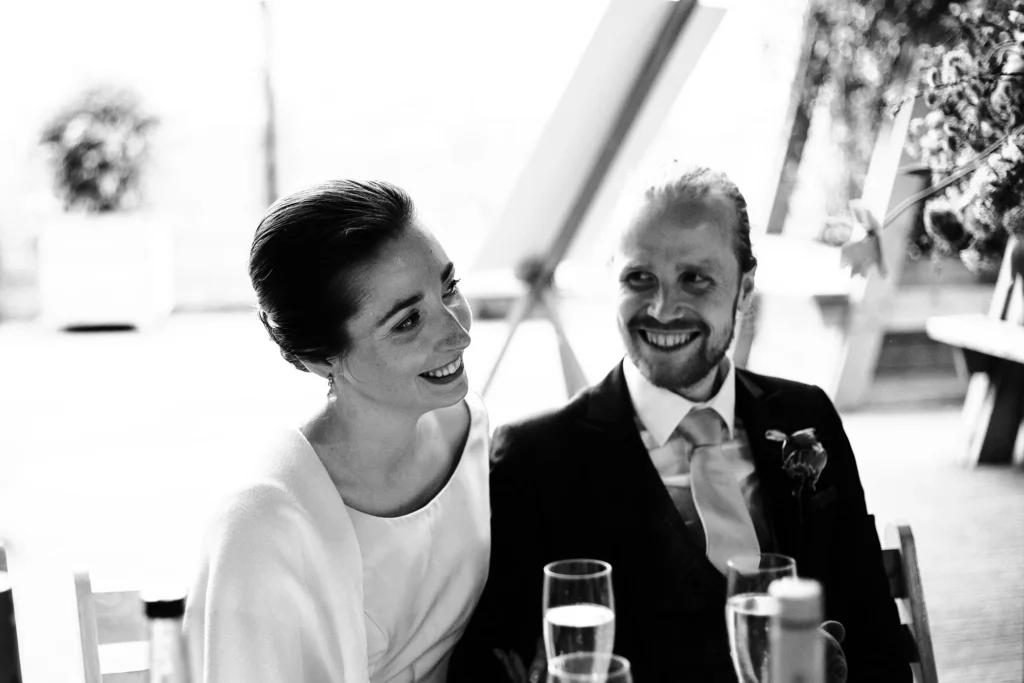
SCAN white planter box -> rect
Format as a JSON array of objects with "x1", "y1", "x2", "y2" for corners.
[{"x1": 37, "y1": 213, "x2": 175, "y2": 330}]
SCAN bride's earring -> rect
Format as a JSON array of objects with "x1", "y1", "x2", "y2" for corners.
[{"x1": 327, "y1": 373, "x2": 334, "y2": 396}]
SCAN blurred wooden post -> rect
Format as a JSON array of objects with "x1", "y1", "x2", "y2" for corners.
[
  {"x1": 260, "y1": 0, "x2": 279, "y2": 207},
  {"x1": 765, "y1": 14, "x2": 819, "y2": 236},
  {"x1": 832, "y1": 96, "x2": 927, "y2": 409}
]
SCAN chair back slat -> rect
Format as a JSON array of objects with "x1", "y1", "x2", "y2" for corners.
[
  {"x1": 900, "y1": 624, "x2": 921, "y2": 664},
  {"x1": 99, "y1": 641, "x2": 149, "y2": 674},
  {"x1": 94, "y1": 591, "x2": 148, "y2": 644},
  {"x1": 881, "y1": 547, "x2": 907, "y2": 599},
  {"x1": 106, "y1": 672, "x2": 148, "y2": 683}
]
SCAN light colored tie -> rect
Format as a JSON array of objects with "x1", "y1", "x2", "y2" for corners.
[{"x1": 678, "y1": 408, "x2": 761, "y2": 575}]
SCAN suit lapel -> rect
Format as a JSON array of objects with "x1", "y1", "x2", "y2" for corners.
[
  {"x1": 735, "y1": 371, "x2": 806, "y2": 565},
  {"x1": 577, "y1": 364, "x2": 726, "y2": 603}
]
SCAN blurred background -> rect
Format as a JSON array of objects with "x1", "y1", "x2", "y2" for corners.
[{"x1": 0, "y1": 0, "x2": 1022, "y2": 681}]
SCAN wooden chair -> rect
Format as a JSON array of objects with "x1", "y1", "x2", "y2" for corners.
[
  {"x1": 880, "y1": 523, "x2": 938, "y2": 683},
  {"x1": 74, "y1": 571, "x2": 149, "y2": 683}
]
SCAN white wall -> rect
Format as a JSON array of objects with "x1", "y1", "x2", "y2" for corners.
[
  {"x1": 0, "y1": 0, "x2": 612, "y2": 318},
  {"x1": 0, "y1": 0, "x2": 268, "y2": 316},
  {"x1": 0, "y1": 0, "x2": 810, "y2": 320}
]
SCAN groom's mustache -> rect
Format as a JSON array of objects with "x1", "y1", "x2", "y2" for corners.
[{"x1": 629, "y1": 315, "x2": 709, "y2": 334}]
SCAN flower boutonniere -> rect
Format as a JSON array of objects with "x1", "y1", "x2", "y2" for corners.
[{"x1": 765, "y1": 428, "x2": 828, "y2": 497}]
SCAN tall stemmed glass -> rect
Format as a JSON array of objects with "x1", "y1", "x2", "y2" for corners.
[
  {"x1": 725, "y1": 553, "x2": 797, "y2": 683},
  {"x1": 542, "y1": 559, "x2": 616, "y2": 660}
]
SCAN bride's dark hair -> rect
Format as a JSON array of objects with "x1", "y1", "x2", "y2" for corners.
[{"x1": 249, "y1": 180, "x2": 415, "y2": 371}]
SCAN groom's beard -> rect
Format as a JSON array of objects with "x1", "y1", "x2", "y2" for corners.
[{"x1": 622, "y1": 292, "x2": 738, "y2": 393}]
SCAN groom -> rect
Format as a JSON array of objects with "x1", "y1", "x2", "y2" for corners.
[{"x1": 452, "y1": 167, "x2": 910, "y2": 683}]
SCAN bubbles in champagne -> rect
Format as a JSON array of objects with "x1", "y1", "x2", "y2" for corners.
[
  {"x1": 726, "y1": 593, "x2": 776, "y2": 683},
  {"x1": 544, "y1": 603, "x2": 616, "y2": 658}
]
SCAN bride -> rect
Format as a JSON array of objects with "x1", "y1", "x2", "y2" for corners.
[{"x1": 185, "y1": 180, "x2": 490, "y2": 683}]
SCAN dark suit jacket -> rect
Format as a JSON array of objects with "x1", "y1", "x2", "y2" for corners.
[{"x1": 451, "y1": 363, "x2": 911, "y2": 683}]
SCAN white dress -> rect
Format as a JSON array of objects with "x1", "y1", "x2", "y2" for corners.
[
  {"x1": 352, "y1": 392, "x2": 491, "y2": 683},
  {"x1": 184, "y1": 392, "x2": 491, "y2": 683}
]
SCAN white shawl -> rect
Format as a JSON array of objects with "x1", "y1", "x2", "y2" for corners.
[{"x1": 184, "y1": 429, "x2": 369, "y2": 683}]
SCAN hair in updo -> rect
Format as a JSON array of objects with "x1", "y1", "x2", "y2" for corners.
[{"x1": 249, "y1": 180, "x2": 415, "y2": 371}]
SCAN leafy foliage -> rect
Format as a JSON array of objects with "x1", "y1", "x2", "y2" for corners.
[
  {"x1": 907, "y1": 0, "x2": 1023, "y2": 274},
  {"x1": 805, "y1": 0, "x2": 958, "y2": 227},
  {"x1": 40, "y1": 87, "x2": 158, "y2": 213}
]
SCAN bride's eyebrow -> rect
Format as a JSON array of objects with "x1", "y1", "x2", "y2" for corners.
[
  {"x1": 377, "y1": 292, "x2": 423, "y2": 327},
  {"x1": 374, "y1": 263, "x2": 456, "y2": 328}
]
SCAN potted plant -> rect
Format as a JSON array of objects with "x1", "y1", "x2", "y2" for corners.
[{"x1": 36, "y1": 86, "x2": 174, "y2": 329}]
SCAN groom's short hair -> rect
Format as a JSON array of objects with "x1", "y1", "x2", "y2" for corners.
[{"x1": 642, "y1": 165, "x2": 758, "y2": 275}]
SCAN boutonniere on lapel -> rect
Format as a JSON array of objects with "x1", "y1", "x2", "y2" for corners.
[{"x1": 765, "y1": 428, "x2": 828, "y2": 497}]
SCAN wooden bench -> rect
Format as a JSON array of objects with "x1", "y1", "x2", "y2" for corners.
[
  {"x1": 925, "y1": 238, "x2": 1024, "y2": 465},
  {"x1": 926, "y1": 314, "x2": 1024, "y2": 368}
]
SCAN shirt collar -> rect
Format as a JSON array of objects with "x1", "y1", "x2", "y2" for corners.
[{"x1": 623, "y1": 356, "x2": 737, "y2": 447}]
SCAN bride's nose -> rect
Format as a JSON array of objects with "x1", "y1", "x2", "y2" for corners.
[{"x1": 439, "y1": 307, "x2": 471, "y2": 352}]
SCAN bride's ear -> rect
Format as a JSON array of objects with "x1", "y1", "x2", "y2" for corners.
[{"x1": 301, "y1": 359, "x2": 334, "y2": 380}]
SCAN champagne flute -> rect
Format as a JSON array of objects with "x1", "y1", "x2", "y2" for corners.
[
  {"x1": 725, "y1": 553, "x2": 797, "y2": 683},
  {"x1": 547, "y1": 653, "x2": 633, "y2": 683},
  {"x1": 543, "y1": 559, "x2": 615, "y2": 660}
]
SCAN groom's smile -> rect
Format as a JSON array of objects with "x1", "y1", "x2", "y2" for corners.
[
  {"x1": 630, "y1": 317, "x2": 714, "y2": 385},
  {"x1": 636, "y1": 325, "x2": 703, "y2": 352}
]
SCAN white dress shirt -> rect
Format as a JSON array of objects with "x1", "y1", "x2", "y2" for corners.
[{"x1": 623, "y1": 358, "x2": 771, "y2": 551}]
